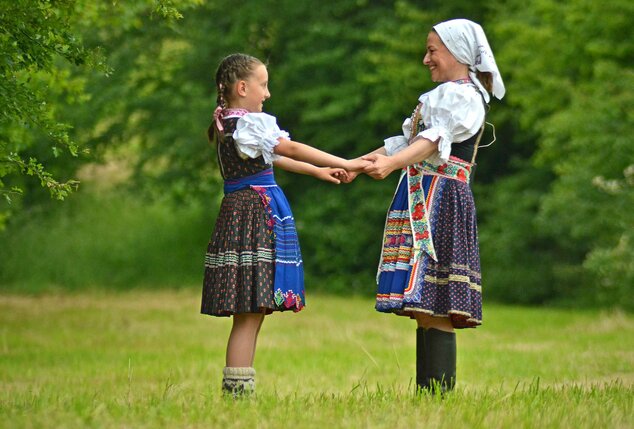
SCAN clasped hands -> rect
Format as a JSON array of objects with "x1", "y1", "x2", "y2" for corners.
[{"x1": 327, "y1": 153, "x2": 397, "y2": 184}]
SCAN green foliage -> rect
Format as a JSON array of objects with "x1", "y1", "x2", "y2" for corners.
[
  {"x1": 477, "y1": 168, "x2": 557, "y2": 304},
  {"x1": 0, "y1": 0, "x2": 632, "y2": 308},
  {"x1": 0, "y1": 0, "x2": 201, "y2": 227},
  {"x1": 0, "y1": 189, "x2": 215, "y2": 291},
  {"x1": 0, "y1": 0, "x2": 89, "y2": 211},
  {"x1": 485, "y1": 0, "x2": 634, "y2": 307}
]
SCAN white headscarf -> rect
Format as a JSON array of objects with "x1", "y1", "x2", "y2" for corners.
[{"x1": 433, "y1": 19, "x2": 505, "y2": 103}]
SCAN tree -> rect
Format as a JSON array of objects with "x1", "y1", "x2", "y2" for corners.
[
  {"x1": 0, "y1": 0, "x2": 200, "y2": 228},
  {"x1": 482, "y1": 0, "x2": 634, "y2": 307},
  {"x1": 2, "y1": 0, "x2": 631, "y2": 309}
]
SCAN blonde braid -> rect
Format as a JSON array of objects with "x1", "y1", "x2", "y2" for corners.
[
  {"x1": 209, "y1": 53, "x2": 264, "y2": 144},
  {"x1": 214, "y1": 53, "x2": 263, "y2": 108}
]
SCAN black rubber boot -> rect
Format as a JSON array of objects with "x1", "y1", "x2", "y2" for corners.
[
  {"x1": 415, "y1": 327, "x2": 427, "y2": 393},
  {"x1": 420, "y1": 328, "x2": 456, "y2": 394}
]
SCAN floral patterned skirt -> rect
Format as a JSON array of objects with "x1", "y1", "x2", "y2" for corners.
[{"x1": 375, "y1": 173, "x2": 482, "y2": 328}]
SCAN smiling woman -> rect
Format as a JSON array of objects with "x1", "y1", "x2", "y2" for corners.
[
  {"x1": 357, "y1": 18, "x2": 505, "y2": 395},
  {"x1": 423, "y1": 31, "x2": 466, "y2": 83}
]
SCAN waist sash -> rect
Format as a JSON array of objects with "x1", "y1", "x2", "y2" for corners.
[{"x1": 223, "y1": 168, "x2": 276, "y2": 194}]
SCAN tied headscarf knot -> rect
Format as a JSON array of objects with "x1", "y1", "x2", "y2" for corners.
[
  {"x1": 433, "y1": 19, "x2": 505, "y2": 103},
  {"x1": 213, "y1": 106, "x2": 224, "y2": 133}
]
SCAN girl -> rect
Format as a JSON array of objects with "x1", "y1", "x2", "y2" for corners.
[
  {"x1": 362, "y1": 19, "x2": 505, "y2": 393},
  {"x1": 201, "y1": 53, "x2": 366, "y2": 396}
]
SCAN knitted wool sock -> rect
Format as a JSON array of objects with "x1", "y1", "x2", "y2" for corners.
[{"x1": 222, "y1": 367, "x2": 256, "y2": 397}]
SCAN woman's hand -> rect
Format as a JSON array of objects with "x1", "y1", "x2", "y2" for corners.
[
  {"x1": 362, "y1": 153, "x2": 398, "y2": 179},
  {"x1": 335, "y1": 158, "x2": 373, "y2": 183}
]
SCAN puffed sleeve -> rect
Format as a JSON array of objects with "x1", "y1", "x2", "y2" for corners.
[
  {"x1": 418, "y1": 83, "x2": 485, "y2": 164},
  {"x1": 383, "y1": 116, "x2": 414, "y2": 156},
  {"x1": 232, "y1": 113, "x2": 290, "y2": 164}
]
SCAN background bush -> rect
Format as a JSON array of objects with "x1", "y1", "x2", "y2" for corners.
[{"x1": 1, "y1": 0, "x2": 632, "y2": 310}]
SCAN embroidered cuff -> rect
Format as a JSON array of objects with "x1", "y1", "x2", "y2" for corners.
[
  {"x1": 383, "y1": 136, "x2": 409, "y2": 156},
  {"x1": 419, "y1": 127, "x2": 451, "y2": 164}
]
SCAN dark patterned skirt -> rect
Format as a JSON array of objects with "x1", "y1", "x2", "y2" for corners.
[
  {"x1": 201, "y1": 189, "x2": 276, "y2": 316},
  {"x1": 202, "y1": 168, "x2": 305, "y2": 317},
  {"x1": 375, "y1": 173, "x2": 482, "y2": 328}
]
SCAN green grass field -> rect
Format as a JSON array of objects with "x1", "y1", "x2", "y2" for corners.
[{"x1": 1, "y1": 290, "x2": 632, "y2": 428}]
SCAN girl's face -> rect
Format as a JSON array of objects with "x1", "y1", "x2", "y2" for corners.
[
  {"x1": 235, "y1": 64, "x2": 271, "y2": 112},
  {"x1": 423, "y1": 31, "x2": 464, "y2": 82}
]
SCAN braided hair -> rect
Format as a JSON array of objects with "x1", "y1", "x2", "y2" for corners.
[
  {"x1": 475, "y1": 71, "x2": 493, "y2": 93},
  {"x1": 208, "y1": 53, "x2": 264, "y2": 143}
]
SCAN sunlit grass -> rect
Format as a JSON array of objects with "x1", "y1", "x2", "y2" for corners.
[{"x1": 1, "y1": 290, "x2": 632, "y2": 428}]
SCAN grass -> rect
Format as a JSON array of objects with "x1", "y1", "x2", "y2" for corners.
[{"x1": 0, "y1": 290, "x2": 632, "y2": 428}]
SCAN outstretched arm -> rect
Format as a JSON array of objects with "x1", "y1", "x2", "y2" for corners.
[
  {"x1": 364, "y1": 146, "x2": 387, "y2": 157},
  {"x1": 275, "y1": 138, "x2": 369, "y2": 172},
  {"x1": 273, "y1": 156, "x2": 347, "y2": 184},
  {"x1": 362, "y1": 137, "x2": 437, "y2": 179}
]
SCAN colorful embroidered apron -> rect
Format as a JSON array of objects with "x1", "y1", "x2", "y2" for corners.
[{"x1": 376, "y1": 94, "x2": 479, "y2": 312}]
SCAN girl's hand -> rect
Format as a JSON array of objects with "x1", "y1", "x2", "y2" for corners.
[
  {"x1": 316, "y1": 167, "x2": 347, "y2": 184},
  {"x1": 340, "y1": 170, "x2": 359, "y2": 184},
  {"x1": 362, "y1": 153, "x2": 397, "y2": 180}
]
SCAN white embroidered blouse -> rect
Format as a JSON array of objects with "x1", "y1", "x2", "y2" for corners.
[
  {"x1": 384, "y1": 81, "x2": 485, "y2": 165},
  {"x1": 232, "y1": 113, "x2": 290, "y2": 164}
]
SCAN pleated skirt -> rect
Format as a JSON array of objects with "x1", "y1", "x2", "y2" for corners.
[{"x1": 202, "y1": 188, "x2": 300, "y2": 316}]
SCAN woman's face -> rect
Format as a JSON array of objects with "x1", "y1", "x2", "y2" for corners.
[{"x1": 423, "y1": 31, "x2": 463, "y2": 82}]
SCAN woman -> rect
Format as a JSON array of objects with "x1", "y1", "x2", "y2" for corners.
[{"x1": 362, "y1": 19, "x2": 505, "y2": 393}]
